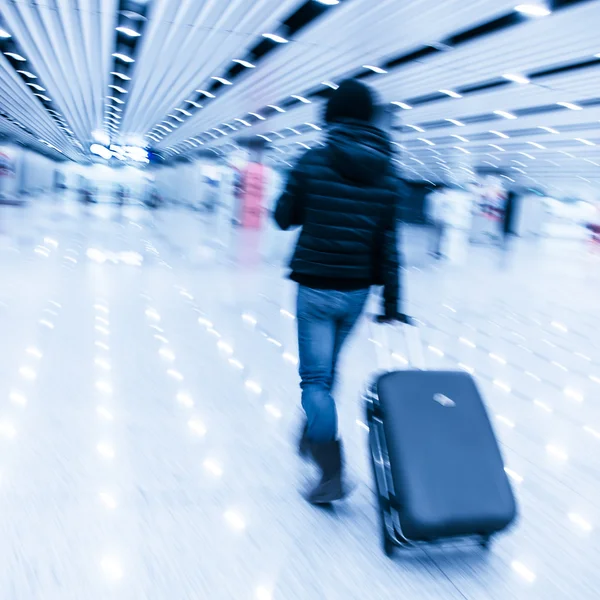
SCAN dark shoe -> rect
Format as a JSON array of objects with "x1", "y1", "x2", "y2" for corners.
[
  {"x1": 306, "y1": 440, "x2": 350, "y2": 504},
  {"x1": 298, "y1": 421, "x2": 310, "y2": 458}
]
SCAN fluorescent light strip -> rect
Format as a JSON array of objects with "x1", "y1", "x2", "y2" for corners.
[
  {"x1": 557, "y1": 101, "x2": 582, "y2": 110},
  {"x1": 116, "y1": 26, "x2": 140, "y2": 37},
  {"x1": 392, "y1": 101, "x2": 412, "y2": 110},
  {"x1": 197, "y1": 90, "x2": 215, "y2": 98},
  {"x1": 490, "y1": 130, "x2": 509, "y2": 138},
  {"x1": 263, "y1": 33, "x2": 288, "y2": 43},
  {"x1": 112, "y1": 53, "x2": 135, "y2": 63},
  {"x1": 363, "y1": 65, "x2": 387, "y2": 74},
  {"x1": 232, "y1": 59, "x2": 255, "y2": 68},
  {"x1": 211, "y1": 76, "x2": 232, "y2": 85},
  {"x1": 494, "y1": 110, "x2": 517, "y2": 119},
  {"x1": 439, "y1": 89, "x2": 462, "y2": 98},
  {"x1": 4, "y1": 52, "x2": 26, "y2": 61},
  {"x1": 249, "y1": 112, "x2": 265, "y2": 120},
  {"x1": 291, "y1": 95, "x2": 311, "y2": 104},
  {"x1": 515, "y1": 4, "x2": 551, "y2": 17},
  {"x1": 111, "y1": 71, "x2": 131, "y2": 80},
  {"x1": 503, "y1": 73, "x2": 530, "y2": 84},
  {"x1": 186, "y1": 100, "x2": 202, "y2": 108}
]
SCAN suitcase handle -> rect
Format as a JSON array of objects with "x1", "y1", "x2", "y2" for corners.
[{"x1": 368, "y1": 314, "x2": 426, "y2": 371}]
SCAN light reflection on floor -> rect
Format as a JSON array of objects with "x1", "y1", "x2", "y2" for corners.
[{"x1": 0, "y1": 196, "x2": 599, "y2": 598}]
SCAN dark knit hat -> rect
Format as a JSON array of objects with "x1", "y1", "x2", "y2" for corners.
[{"x1": 324, "y1": 79, "x2": 375, "y2": 124}]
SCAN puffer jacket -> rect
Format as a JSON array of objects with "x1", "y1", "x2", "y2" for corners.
[{"x1": 274, "y1": 119, "x2": 404, "y2": 316}]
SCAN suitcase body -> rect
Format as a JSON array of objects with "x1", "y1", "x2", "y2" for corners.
[{"x1": 364, "y1": 325, "x2": 517, "y2": 555}]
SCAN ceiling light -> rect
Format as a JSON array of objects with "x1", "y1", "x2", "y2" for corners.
[
  {"x1": 291, "y1": 95, "x2": 311, "y2": 104},
  {"x1": 107, "y1": 96, "x2": 125, "y2": 104},
  {"x1": 321, "y1": 81, "x2": 339, "y2": 89},
  {"x1": 112, "y1": 52, "x2": 135, "y2": 63},
  {"x1": 109, "y1": 85, "x2": 127, "y2": 93},
  {"x1": 445, "y1": 119, "x2": 465, "y2": 126},
  {"x1": 575, "y1": 138, "x2": 595, "y2": 146},
  {"x1": 494, "y1": 110, "x2": 517, "y2": 119},
  {"x1": 175, "y1": 108, "x2": 192, "y2": 116},
  {"x1": 557, "y1": 101, "x2": 582, "y2": 110},
  {"x1": 4, "y1": 52, "x2": 26, "y2": 61},
  {"x1": 417, "y1": 138, "x2": 435, "y2": 146},
  {"x1": 297, "y1": 142, "x2": 311, "y2": 150},
  {"x1": 363, "y1": 65, "x2": 387, "y2": 74},
  {"x1": 287, "y1": 128, "x2": 300, "y2": 135},
  {"x1": 538, "y1": 126, "x2": 559, "y2": 134},
  {"x1": 262, "y1": 33, "x2": 288, "y2": 44},
  {"x1": 0, "y1": 28, "x2": 11, "y2": 38},
  {"x1": 34, "y1": 94, "x2": 51, "y2": 101},
  {"x1": 268, "y1": 105, "x2": 285, "y2": 113},
  {"x1": 257, "y1": 134, "x2": 272, "y2": 142},
  {"x1": 211, "y1": 76, "x2": 232, "y2": 85},
  {"x1": 454, "y1": 146, "x2": 471, "y2": 154},
  {"x1": 391, "y1": 101, "x2": 412, "y2": 110},
  {"x1": 16, "y1": 70, "x2": 36, "y2": 78},
  {"x1": 489, "y1": 144, "x2": 505, "y2": 152},
  {"x1": 503, "y1": 73, "x2": 530, "y2": 84},
  {"x1": 406, "y1": 124, "x2": 425, "y2": 132},
  {"x1": 249, "y1": 112, "x2": 266, "y2": 120},
  {"x1": 111, "y1": 71, "x2": 131, "y2": 80},
  {"x1": 305, "y1": 122, "x2": 322, "y2": 130},
  {"x1": 490, "y1": 130, "x2": 509, "y2": 138},
  {"x1": 107, "y1": 104, "x2": 122, "y2": 112},
  {"x1": 518, "y1": 152, "x2": 535, "y2": 159},
  {"x1": 90, "y1": 144, "x2": 112, "y2": 159},
  {"x1": 232, "y1": 59, "x2": 255, "y2": 68},
  {"x1": 315, "y1": 0, "x2": 340, "y2": 4},
  {"x1": 234, "y1": 118, "x2": 251, "y2": 126},
  {"x1": 26, "y1": 83, "x2": 45, "y2": 91},
  {"x1": 168, "y1": 114, "x2": 184, "y2": 122},
  {"x1": 515, "y1": 4, "x2": 551, "y2": 17},
  {"x1": 116, "y1": 26, "x2": 141, "y2": 37},
  {"x1": 527, "y1": 141, "x2": 545, "y2": 149},
  {"x1": 185, "y1": 100, "x2": 202, "y2": 108},
  {"x1": 197, "y1": 90, "x2": 216, "y2": 98},
  {"x1": 439, "y1": 89, "x2": 462, "y2": 98},
  {"x1": 451, "y1": 135, "x2": 469, "y2": 142}
]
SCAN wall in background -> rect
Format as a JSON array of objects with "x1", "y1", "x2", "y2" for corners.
[{"x1": 0, "y1": 144, "x2": 60, "y2": 197}]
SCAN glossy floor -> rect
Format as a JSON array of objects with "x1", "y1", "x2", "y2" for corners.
[{"x1": 0, "y1": 197, "x2": 599, "y2": 599}]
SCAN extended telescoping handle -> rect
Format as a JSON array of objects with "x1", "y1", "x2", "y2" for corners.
[{"x1": 369, "y1": 314, "x2": 426, "y2": 371}]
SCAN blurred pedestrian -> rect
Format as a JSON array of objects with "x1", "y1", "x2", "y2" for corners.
[{"x1": 274, "y1": 79, "x2": 404, "y2": 504}]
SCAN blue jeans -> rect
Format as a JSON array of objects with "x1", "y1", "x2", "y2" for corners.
[{"x1": 296, "y1": 286, "x2": 370, "y2": 443}]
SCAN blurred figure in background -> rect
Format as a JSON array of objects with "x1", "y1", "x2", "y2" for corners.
[
  {"x1": 426, "y1": 187, "x2": 450, "y2": 259},
  {"x1": 115, "y1": 184, "x2": 127, "y2": 219},
  {"x1": 274, "y1": 79, "x2": 403, "y2": 505}
]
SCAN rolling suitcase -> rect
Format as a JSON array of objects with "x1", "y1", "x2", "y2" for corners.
[{"x1": 364, "y1": 318, "x2": 517, "y2": 556}]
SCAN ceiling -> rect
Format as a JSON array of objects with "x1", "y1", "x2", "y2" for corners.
[{"x1": 0, "y1": 0, "x2": 599, "y2": 193}]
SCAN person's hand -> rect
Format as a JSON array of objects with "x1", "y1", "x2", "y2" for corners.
[{"x1": 374, "y1": 313, "x2": 414, "y2": 325}]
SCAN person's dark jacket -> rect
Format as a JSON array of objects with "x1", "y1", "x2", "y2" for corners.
[{"x1": 273, "y1": 119, "x2": 404, "y2": 316}]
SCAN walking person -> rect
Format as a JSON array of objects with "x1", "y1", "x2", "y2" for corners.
[{"x1": 274, "y1": 79, "x2": 404, "y2": 504}]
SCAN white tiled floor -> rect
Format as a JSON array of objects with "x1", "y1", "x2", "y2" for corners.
[{"x1": 0, "y1": 195, "x2": 599, "y2": 599}]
